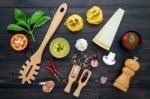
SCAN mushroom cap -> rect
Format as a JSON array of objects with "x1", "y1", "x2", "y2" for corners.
[{"x1": 103, "y1": 55, "x2": 116, "y2": 65}]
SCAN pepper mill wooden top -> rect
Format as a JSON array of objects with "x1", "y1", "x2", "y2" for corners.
[
  {"x1": 125, "y1": 57, "x2": 140, "y2": 72},
  {"x1": 113, "y1": 57, "x2": 140, "y2": 92}
]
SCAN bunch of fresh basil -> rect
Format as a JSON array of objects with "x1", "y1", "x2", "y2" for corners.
[{"x1": 7, "y1": 8, "x2": 51, "y2": 42}]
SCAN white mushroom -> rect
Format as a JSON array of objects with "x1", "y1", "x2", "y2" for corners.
[{"x1": 103, "y1": 52, "x2": 116, "y2": 65}]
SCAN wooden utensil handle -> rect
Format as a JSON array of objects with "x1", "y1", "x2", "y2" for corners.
[
  {"x1": 64, "y1": 79, "x2": 74, "y2": 93},
  {"x1": 73, "y1": 84, "x2": 83, "y2": 97},
  {"x1": 73, "y1": 69, "x2": 92, "y2": 97},
  {"x1": 31, "y1": 3, "x2": 67, "y2": 62},
  {"x1": 64, "y1": 64, "x2": 81, "y2": 93}
]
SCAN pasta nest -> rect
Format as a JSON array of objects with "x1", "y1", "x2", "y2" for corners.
[
  {"x1": 65, "y1": 14, "x2": 83, "y2": 32},
  {"x1": 86, "y1": 6, "x2": 103, "y2": 25}
]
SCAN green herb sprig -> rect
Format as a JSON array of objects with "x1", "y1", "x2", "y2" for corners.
[
  {"x1": 7, "y1": 8, "x2": 51, "y2": 42},
  {"x1": 57, "y1": 43, "x2": 65, "y2": 52},
  {"x1": 129, "y1": 35, "x2": 135, "y2": 44}
]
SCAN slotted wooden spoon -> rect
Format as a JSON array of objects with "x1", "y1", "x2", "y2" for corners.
[{"x1": 19, "y1": 3, "x2": 67, "y2": 84}]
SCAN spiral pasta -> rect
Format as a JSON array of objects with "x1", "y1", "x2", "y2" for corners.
[
  {"x1": 86, "y1": 6, "x2": 103, "y2": 25},
  {"x1": 64, "y1": 14, "x2": 83, "y2": 32}
]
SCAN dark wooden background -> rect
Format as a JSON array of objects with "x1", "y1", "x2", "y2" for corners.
[{"x1": 0, "y1": 0, "x2": 150, "y2": 99}]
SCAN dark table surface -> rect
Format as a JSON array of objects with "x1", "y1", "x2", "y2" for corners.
[{"x1": 0, "y1": 0, "x2": 150, "y2": 99}]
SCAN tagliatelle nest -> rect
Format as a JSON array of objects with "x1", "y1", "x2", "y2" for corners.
[
  {"x1": 86, "y1": 6, "x2": 103, "y2": 25},
  {"x1": 65, "y1": 14, "x2": 83, "y2": 32}
]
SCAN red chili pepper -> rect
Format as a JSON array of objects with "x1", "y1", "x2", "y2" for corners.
[
  {"x1": 50, "y1": 57, "x2": 58, "y2": 71},
  {"x1": 45, "y1": 57, "x2": 64, "y2": 81},
  {"x1": 45, "y1": 67, "x2": 55, "y2": 74},
  {"x1": 45, "y1": 67, "x2": 60, "y2": 81}
]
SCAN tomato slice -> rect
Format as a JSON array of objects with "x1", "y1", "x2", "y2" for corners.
[{"x1": 10, "y1": 34, "x2": 28, "y2": 51}]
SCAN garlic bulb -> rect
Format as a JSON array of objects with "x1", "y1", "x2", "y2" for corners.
[
  {"x1": 75, "y1": 38, "x2": 88, "y2": 52},
  {"x1": 42, "y1": 81, "x2": 55, "y2": 93},
  {"x1": 100, "y1": 75, "x2": 108, "y2": 84}
]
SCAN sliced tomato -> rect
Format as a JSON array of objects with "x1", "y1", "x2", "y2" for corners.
[{"x1": 10, "y1": 34, "x2": 28, "y2": 51}]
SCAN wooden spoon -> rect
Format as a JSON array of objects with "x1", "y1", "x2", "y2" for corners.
[
  {"x1": 73, "y1": 69, "x2": 92, "y2": 97},
  {"x1": 19, "y1": 3, "x2": 67, "y2": 84}
]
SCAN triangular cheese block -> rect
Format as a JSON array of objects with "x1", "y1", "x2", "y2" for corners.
[{"x1": 92, "y1": 8, "x2": 125, "y2": 50}]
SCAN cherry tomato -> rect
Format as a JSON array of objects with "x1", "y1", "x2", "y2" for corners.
[{"x1": 10, "y1": 34, "x2": 28, "y2": 51}]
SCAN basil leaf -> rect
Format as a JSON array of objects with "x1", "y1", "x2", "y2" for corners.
[
  {"x1": 17, "y1": 20, "x2": 28, "y2": 27},
  {"x1": 34, "y1": 16, "x2": 51, "y2": 28},
  {"x1": 15, "y1": 8, "x2": 27, "y2": 22},
  {"x1": 30, "y1": 11, "x2": 45, "y2": 25},
  {"x1": 27, "y1": 18, "x2": 30, "y2": 25},
  {"x1": 7, "y1": 24, "x2": 26, "y2": 31},
  {"x1": 129, "y1": 35, "x2": 135, "y2": 44}
]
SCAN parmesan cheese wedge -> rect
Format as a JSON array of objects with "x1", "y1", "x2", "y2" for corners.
[{"x1": 92, "y1": 8, "x2": 125, "y2": 50}]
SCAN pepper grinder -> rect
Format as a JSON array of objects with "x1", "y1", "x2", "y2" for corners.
[{"x1": 113, "y1": 57, "x2": 140, "y2": 92}]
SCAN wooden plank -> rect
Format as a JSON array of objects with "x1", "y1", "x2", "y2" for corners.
[
  {"x1": 0, "y1": 0, "x2": 150, "y2": 8},
  {"x1": 0, "y1": 0, "x2": 150, "y2": 99},
  {"x1": 0, "y1": 88, "x2": 150, "y2": 99}
]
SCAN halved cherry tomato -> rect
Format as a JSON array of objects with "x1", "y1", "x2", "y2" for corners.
[{"x1": 10, "y1": 34, "x2": 28, "y2": 51}]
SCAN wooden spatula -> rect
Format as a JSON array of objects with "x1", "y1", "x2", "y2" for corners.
[
  {"x1": 19, "y1": 3, "x2": 67, "y2": 84},
  {"x1": 73, "y1": 69, "x2": 92, "y2": 97},
  {"x1": 64, "y1": 64, "x2": 82, "y2": 93}
]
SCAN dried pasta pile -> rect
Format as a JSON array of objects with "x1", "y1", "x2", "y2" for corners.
[
  {"x1": 65, "y1": 14, "x2": 83, "y2": 32},
  {"x1": 86, "y1": 6, "x2": 103, "y2": 25}
]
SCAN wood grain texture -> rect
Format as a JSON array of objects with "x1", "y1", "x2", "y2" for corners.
[{"x1": 0, "y1": 0, "x2": 150, "y2": 99}]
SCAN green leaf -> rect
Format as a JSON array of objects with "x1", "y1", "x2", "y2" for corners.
[
  {"x1": 34, "y1": 16, "x2": 51, "y2": 28},
  {"x1": 30, "y1": 11, "x2": 45, "y2": 25},
  {"x1": 129, "y1": 35, "x2": 135, "y2": 44},
  {"x1": 17, "y1": 20, "x2": 28, "y2": 27},
  {"x1": 7, "y1": 24, "x2": 26, "y2": 31},
  {"x1": 15, "y1": 8, "x2": 27, "y2": 21},
  {"x1": 27, "y1": 18, "x2": 30, "y2": 25}
]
